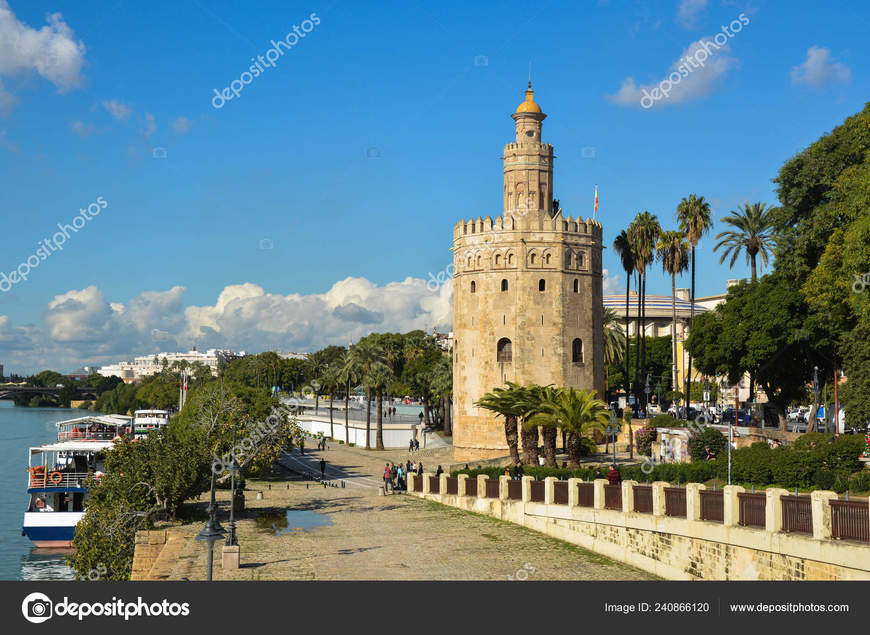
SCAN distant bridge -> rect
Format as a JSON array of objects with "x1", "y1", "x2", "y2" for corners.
[{"x1": 0, "y1": 385, "x2": 100, "y2": 400}]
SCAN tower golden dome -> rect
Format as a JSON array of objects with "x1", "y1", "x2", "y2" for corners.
[{"x1": 515, "y1": 81, "x2": 542, "y2": 113}]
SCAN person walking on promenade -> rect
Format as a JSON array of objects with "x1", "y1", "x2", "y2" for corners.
[
  {"x1": 417, "y1": 462, "x2": 423, "y2": 476},
  {"x1": 300, "y1": 439, "x2": 305, "y2": 455},
  {"x1": 319, "y1": 458, "x2": 326, "y2": 480},
  {"x1": 414, "y1": 438, "x2": 420, "y2": 451},
  {"x1": 409, "y1": 438, "x2": 414, "y2": 452},
  {"x1": 390, "y1": 462, "x2": 398, "y2": 489},
  {"x1": 406, "y1": 459, "x2": 412, "y2": 475},
  {"x1": 383, "y1": 463, "x2": 393, "y2": 494},
  {"x1": 607, "y1": 464, "x2": 622, "y2": 485},
  {"x1": 418, "y1": 412, "x2": 424, "y2": 425}
]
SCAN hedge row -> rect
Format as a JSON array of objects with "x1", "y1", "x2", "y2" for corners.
[{"x1": 452, "y1": 434, "x2": 870, "y2": 494}]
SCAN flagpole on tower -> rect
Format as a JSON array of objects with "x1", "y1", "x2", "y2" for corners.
[{"x1": 593, "y1": 185, "x2": 599, "y2": 221}]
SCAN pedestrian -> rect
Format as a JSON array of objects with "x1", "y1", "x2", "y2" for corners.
[
  {"x1": 514, "y1": 462, "x2": 524, "y2": 480},
  {"x1": 418, "y1": 412, "x2": 424, "y2": 425},
  {"x1": 409, "y1": 438, "x2": 414, "y2": 452},
  {"x1": 383, "y1": 463, "x2": 393, "y2": 494},
  {"x1": 300, "y1": 439, "x2": 305, "y2": 455},
  {"x1": 319, "y1": 458, "x2": 326, "y2": 479},
  {"x1": 464, "y1": 464, "x2": 469, "y2": 470},
  {"x1": 414, "y1": 438, "x2": 420, "y2": 451},
  {"x1": 607, "y1": 464, "x2": 621, "y2": 485},
  {"x1": 390, "y1": 462, "x2": 398, "y2": 488},
  {"x1": 435, "y1": 465, "x2": 443, "y2": 477},
  {"x1": 406, "y1": 459, "x2": 412, "y2": 475},
  {"x1": 397, "y1": 464, "x2": 405, "y2": 490},
  {"x1": 417, "y1": 462, "x2": 423, "y2": 476}
]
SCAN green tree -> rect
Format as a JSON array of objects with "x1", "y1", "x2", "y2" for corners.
[
  {"x1": 656, "y1": 230, "x2": 690, "y2": 408},
  {"x1": 475, "y1": 384, "x2": 524, "y2": 465},
  {"x1": 529, "y1": 387, "x2": 608, "y2": 468},
  {"x1": 612, "y1": 229, "x2": 635, "y2": 400},
  {"x1": 628, "y1": 212, "x2": 661, "y2": 400},
  {"x1": 714, "y1": 202, "x2": 776, "y2": 282}
]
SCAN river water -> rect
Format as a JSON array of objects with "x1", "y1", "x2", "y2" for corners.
[{"x1": 0, "y1": 402, "x2": 83, "y2": 580}]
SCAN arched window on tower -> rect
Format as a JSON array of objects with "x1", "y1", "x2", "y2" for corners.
[
  {"x1": 530, "y1": 253, "x2": 537, "y2": 265},
  {"x1": 476, "y1": 255, "x2": 481, "y2": 267},
  {"x1": 565, "y1": 252, "x2": 572, "y2": 268},
  {"x1": 470, "y1": 281, "x2": 476, "y2": 293},
  {"x1": 497, "y1": 338, "x2": 513, "y2": 363},
  {"x1": 507, "y1": 253, "x2": 515, "y2": 266},
  {"x1": 539, "y1": 279, "x2": 546, "y2": 292},
  {"x1": 501, "y1": 279, "x2": 508, "y2": 292},
  {"x1": 495, "y1": 254, "x2": 502, "y2": 266},
  {"x1": 544, "y1": 253, "x2": 551, "y2": 265},
  {"x1": 573, "y1": 279, "x2": 579, "y2": 293},
  {"x1": 578, "y1": 252, "x2": 585, "y2": 268},
  {"x1": 572, "y1": 338, "x2": 583, "y2": 363}
]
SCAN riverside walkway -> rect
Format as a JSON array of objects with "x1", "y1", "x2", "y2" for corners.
[{"x1": 152, "y1": 443, "x2": 655, "y2": 581}]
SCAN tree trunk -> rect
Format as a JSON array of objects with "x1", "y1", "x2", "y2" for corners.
[
  {"x1": 750, "y1": 254, "x2": 757, "y2": 282},
  {"x1": 685, "y1": 247, "x2": 695, "y2": 420},
  {"x1": 344, "y1": 382, "x2": 350, "y2": 445},
  {"x1": 628, "y1": 419, "x2": 633, "y2": 459},
  {"x1": 504, "y1": 415, "x2": 520, "y2": 465},
  {"x1": 567, "y1": 432, "x2": 582, "y2": 468},
  {"x1": 671, "y1": 273, "x2": 679, "y2": 404},
  {"x1": 443, "y1": 396, "x2": 452, "y2": 435},
  {"x1": 329, "y1": 393, "x2": 334, "y2": 439},
  {"x1": 624, "y1": 271, "x2": 631, "y2": 400},
  {"x1": 520, "y1": 424, "x2": 539, "y2": 466},
  {"x1": 641, "y1": 272, "x2": 647, "y2": 395},
  {"x1": 315, "y1": 391, "x2": 319, "y2": 415},
  {"x1": 376, "y1": 390, "x2": 384, "y2": 450},
  {"x1": 423, "y1": 400, "x2": 431, "y2": 426},
  {"x1": 365, "y1": 388, "x2": 371, "y2": 449},
  {"x1": 542, "y1": 427, "x2": 557, "y2": 467},
  {"x1": 634, "y1": 272, "x2": 642, "y2": 405}
]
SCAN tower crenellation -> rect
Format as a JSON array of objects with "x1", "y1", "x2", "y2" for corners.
[{"x1": 451, "y1": 83, "x2": 605, "y2": 462}]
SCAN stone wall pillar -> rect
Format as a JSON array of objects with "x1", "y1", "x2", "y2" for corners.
[
  {"x1": 544, "y1": 477, "x2": 557, "y2": 504},
  {"x1": 723, "y1": 485, "x2": 745, "y2": 527},
  {"x1": 765, "y1": 488, "x2": 790, "y2": 533},
  {"x1": 686, "y1": 483, "x2": 706, "y2": 521},
  {"x1": 422, "y1": 472, "x2": 432, "y2": 495},
  {"x1": 499, "y1": 474, "x2": 510, "y2": 500},
  {"x1": 521, "y1": 476, "x2": 534, "y2": 502},
  {"x1": 811, "y1": 490, "x2": 839, "y2": 540},
  {"x1": 457, "y1": 473, "x2": 469, "y2": 497},
  {"x1": 621, "y1": 480, "x2": 638, "y2": 514},
  {"x1": 477, "y1": 474, "x2": 488, "y2": 499},
  {"x1": 567, "y1": 478, "x2": 581, "y2": 507},
  {"x1": 593, "y1": 479, "x2": 607, "y2": 509},
  {"x1": 652, "y1": 481, "x2": 669, "y2": 516},
  {"x1": 439, "y1": 473, "x2": 448, "y2": 495},
  {"x1": 407, "y1": 473, "x2": 417, "y2": 493}
]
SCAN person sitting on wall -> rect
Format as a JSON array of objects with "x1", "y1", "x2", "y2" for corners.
[
  {"x1": 514, "y1": 463, "x2": 525, "y2": 480},
  {"x1": 607, "y1": 464, "x2": 621, "y2": 485}
]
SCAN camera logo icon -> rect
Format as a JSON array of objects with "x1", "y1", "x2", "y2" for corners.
[{"x1": 22, "y1": 592, "x2": 53, "y2": 623}]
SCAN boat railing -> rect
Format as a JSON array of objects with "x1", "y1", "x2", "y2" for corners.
[
  {"x1": 28, "y1": 469, "x2": 93, "y2": 489},
  {"x1": 57, "y1": 430, "x2": 120, "y2": 441}
]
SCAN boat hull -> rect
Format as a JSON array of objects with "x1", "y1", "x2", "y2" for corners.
[{"x1": 22, "y1": 511, "x2": 83, "y2": 548}]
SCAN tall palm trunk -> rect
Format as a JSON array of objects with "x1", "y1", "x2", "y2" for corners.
[
  {"x1": 365, "y1": 387, "x2": 371, "y2": 449},
  {"x1": 542, "y1": 427, "x2": 557, "y2": 467},
  {"x1": 505, "y1": 415, "x2": 520, "y2": 465},
  {"x1": 566, "y1": 432, "x2": 582, "y2": 468},
  {"x1": 670, "y1": 272, "x2": 678, "y2": 396},
  {"x1": 376, "y1": 390, "x2": 384, "y2": 450},
  {"x1": 684, "y1": 246, "x2": 695, "y2": 418},
  {"x1": 520, "y1": 423, "x2": 539, "y2": 466},
  {"x1": 329, "y1": 392, "x2": 334, "y2": 439},
  {"x1": 624, "y1": 271, "x2": 631, "y2": 400},
  {"x1": 750, "y1": 252, "x2": 758, "y2": 282},
  {"x1": 633, "y1": 273, "x2": 641, "y2": 404},
  {"x1": 344, "y1": 379, "x2": 350, "y2": 444},
  {"x1": 641, "y1": 272, "x2": 647, "y2": 392}
]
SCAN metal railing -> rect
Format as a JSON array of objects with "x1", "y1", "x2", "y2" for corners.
[
  {"x1": 412, "y1": 476, "x2": 423, "y2": 493},
  {"x1": 464, "y1": 478, "x2": 477, "y2": 497},
  {"x1": 633, "y1": 485, "x2": 653, "y2": 513},
  {"x1": 428, "y1": 476, "x2": 440, "y2": 494},
  {"x1": 553, "y1": 481, "x2": 568, "y2": 505},
  {"x1": 831, "y1": 499, "x2": 869, "y2": 543},
  {"x1": 664, "y1": 487, "x2": 687, "y2": 518},
  {"x1": 738, "y1": 492, "x2": 766, "y2": 528},
  {"x1": 604, "y1": 484, "x2": 622, "y2": 510},
  {"x1": 781, "y1": 496, "x2": 812, "y2": 534},
  {"x1": 484, "y1": 479, "x2": 499, "y2": 498},
  {"x1": 700, "y1": 490, "x2": 724, "y2": 523},
  {"x1": 445, "y1": 477, "x2": 458, "y2": 496},
  {"x1": 577, "y1": 483, "x2": 594, "y2": 507},
  {"x1": 507, "y1": 480, "x2": 522, "y2": 500},
  {"x1": 530, "y1": 480, "x2": 545, "y2": 503},
  {"x1": 28, "y1": 470, "x2": 90, "y2": 489}
]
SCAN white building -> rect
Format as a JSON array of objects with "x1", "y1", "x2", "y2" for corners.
[{"x1": 98, "y1": 348, "x2": 245, "y2": 383}]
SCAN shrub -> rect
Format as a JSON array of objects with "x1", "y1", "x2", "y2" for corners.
[
  {"x1": 635, "y1": 427, "x2": 657, "y2": 456},
  {"x1": 849, "y1": 471, "x2": 870, "y2": 493},
  {"x1": 686, "y1": 427, "x2": 727, "y2": 462},
  {"x1": 651, "y1": 414, "x2": 682, "y2": 428},
  {"x1": 813, "y1": 469, "x2": 835, "y2": 490}
]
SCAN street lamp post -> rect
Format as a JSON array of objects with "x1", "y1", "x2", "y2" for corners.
[
  {"x1": 644, "y1": 374, "x2": 652, "y2": 417},
  {"x1": 226, "y1": 432, "x2": 239, "y2": 548},
  {"x1": 720, "y1": 379, "x2": 732, "y2": 485},
  {"x1": 609, "y1": 409, "x2": 618, "y2": 466},
  {"x1": 195, "y1": 470, "x2": 226, "y2": 581},
  {"x1": 812, "y1": 365, "x2": 821, "y2": 433}
]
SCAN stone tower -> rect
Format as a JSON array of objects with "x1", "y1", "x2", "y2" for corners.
[{"x1": 451, "y1": 83, "x2": 605, "y2": 462}]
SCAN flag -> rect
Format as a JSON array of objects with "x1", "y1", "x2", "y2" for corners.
[{"x1": 594, "y1": 185, "x2": 599, "y2": 215}]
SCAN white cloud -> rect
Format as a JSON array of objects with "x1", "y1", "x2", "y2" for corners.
[
  {"x1": 607, "y1": 36, "x2": 737, "y2": 108},
  {"x1": 171, "y1": 115, "x2": 191, "y2": 135},
  {"x1": 69, "y1": 119, "x2": 95, "y2": 137},
  {"x1": 602, "y1": 268, "x2": 620, "y2": 296},
  {"x1": 791, "y1": 46, "x2": 850, "y2": 89},
  {"x1": 140, "y1": 112, "x2": 156, "y2": 138},
  {"x1": 676, "y1": 0, "x2": 708, "y2": 28},
  {"x1": 0, "y1": 1, "x2": 86, "y2": 113},
  {"x1": 101, "y1": 99, "x2": 131, "y2": 120}
]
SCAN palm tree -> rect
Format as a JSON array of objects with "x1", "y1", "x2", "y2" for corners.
[
  {"x1": 628, "y1": 212, "x2": 661, "y2": 403},
  {"x1": 656, "y1": 230, "x2": 690, "y2": 404},
  {"x1": 322, "y1": 366, "x2": 341, "y2": 440},
  {"x1": 305, "y1": 350, "x2": 329, "y2": 414},
  {"x1": 530, "y1": 388, "x2": 609, "y2": 468},
  {"x1": 366, "y1": 362, "x2": 394, "y2": 450},
  {"x1": 338, "y1": 348, "x2": 362, "y2": 445},
  {"x1": 612, "y1": 230, "x2": 634, "y2": 401},
  {"x1": 475, "y1": 386, "x2": 523, "y2": 465},
  {"x1": 676, "y1": 194, "x2": 713, "y2": 409},
  {"x1": 429, "y1": 355, "x2": 453, "y2": 435},
  {"x1": 517, "y1": 384, "x2": 559, "y2": 467},
  {"x1": 509, "y1": 383, "x2": 543, "y2": 466},
  {"x1": 714, "y1": 202, "x2": 776, "y2": 282},
  {"x1": 602, "y1": 307, "x2": 625, "y2": 398},
  {"x1": 345, "y1": 338, "x2": 385, "y2": 449}
]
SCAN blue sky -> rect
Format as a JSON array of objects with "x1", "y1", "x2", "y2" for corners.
[{"x1": 0, "y1": 0, "x2": 867, "y2": 373}]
